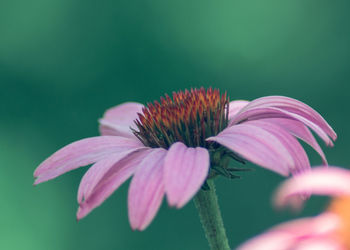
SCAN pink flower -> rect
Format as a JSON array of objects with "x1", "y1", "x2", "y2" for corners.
[
  {"x1": 34, "y1": 88, "x2": 336, "y2": 230},
  {"x1": 237, "y1": 167, "x2": 350, "y2": 250}
]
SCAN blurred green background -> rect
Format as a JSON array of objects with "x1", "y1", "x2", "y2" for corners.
[{"x1": 1, "y1": 0, "x2": 349, "y2": 249}]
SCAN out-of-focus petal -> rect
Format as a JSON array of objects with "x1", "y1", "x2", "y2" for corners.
[
  {"x1": 228, "y1": 100, "x2": 250, "y2": 120},
  {"x1": 274, "y1": 167, "x2": 350, "y2": 209},
  {"x1": 76, "y1": 149, "x2": 150, "y2": 220},
  {"x1": 237, "y1": 231, "x2": 295, "y2": 250},
  {"x1": 164, "y1": 142, "x2": 209, "y2": 208},
  {"x1": 34, "y1": 136, "x2": 144, "y2": 184},
  {"x1": 237, "y1": 213, "x2": 341, "y2": 250},
  {"x1": 99, "y1": 102, "x2": 144, "y2": 138},
  {"x1": 207, "y1": 124, "x2": 294, "y2": 176},
  {"x1": 261, "y1": 118, "x2": 327, "y2": 164},
  {"x1": 128, "y1": 148, "x2": 167, "y2": 230},
  {"x1": 236, "y1": 96, "x2": 336, "y2": 141},
  {"x1": 245, "y1": 120, "x2": 310, "y2": 174},
  {"x1": 230, "y1": 107, "x2": 334, "y2": 146},
  {"x1": 294, "y1": 238, "x2": 344, "y2": 250},
  {"x1": 273, "y1": 212, "x2": 340, "y2": 236}
]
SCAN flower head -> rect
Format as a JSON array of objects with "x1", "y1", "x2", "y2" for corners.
[
  {"x1": 238, "y1": 167, "x2": 350, "y2": 250},
  {"x1": 133, "y1": 88, "x2": 229, "y2": 148},
  {"x1": 34, "y1": 88, "x2": 336, "y2": 230}
]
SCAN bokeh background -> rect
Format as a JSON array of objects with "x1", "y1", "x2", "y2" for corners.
[{"x1": 1, "y1": 0, "x2": 349, "y2": 249}]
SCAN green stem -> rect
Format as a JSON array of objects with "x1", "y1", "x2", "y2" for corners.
[{"x1": 193, "y1": 179, "x2": 230, "y2": 250}]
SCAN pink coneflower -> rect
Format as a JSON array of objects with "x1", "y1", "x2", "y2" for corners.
[
  {"x1": 34, "y1": 88, "x2": 336, "y2": 231},
  {"x1": 237, "y1": 167, "x2": 350, "y2": 250}
]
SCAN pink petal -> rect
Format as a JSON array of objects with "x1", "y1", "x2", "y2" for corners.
[
  {"x1": 281, "y1": 106, "x2": 336, "y2": 143},
  {"x1": 245, "y1": 120, "x2": 310, "y2": 174},
  {"x1": 237, "y1": 231, "x2": 296, "y2": 250},
  {"x1": 207, "y1": 124, "x2": 294, "y2": 176},
  {"x1": 294, "y1": 238, "x2": 344, "y2": 250},
  {"x1": 99, "y1": 102, "x2": 144, "y2": 138},
  {"x1": 274, "y1": 167, "x2": 350, "y2": 209},
  {"x1": 261, "y1": 118, "x2": 327, "y2": 164},
  {"x1": 164, "y1": 142, "x2": 210, "y2": 208},
  {"x1": 228, "y1": 100, "x2": 250, "y2": 120},
  {"x1": 76, "y1": 149, "x2": 150, "y2": 220},
  {"x1": 230, "y1": 107, "x2": 334, "y2": 146},
  {"x1": 269, "y1": 107, "x2": 334, "y2": 147},
  {"x1": 272, "y1": 212, "x2": 340, "y2": 236},
  {"x1": 77, "y1": 148, "x2": 144, "y2": 204},
  {"x1": 34, "y1": 136, "x2": 144, "y2": 185},
  {"x1": 237, "y1": 212, "x2": 341, "y2": 250},
  {"x1": 128, "y1": 148, "x2": 167, "y2": 230},
  {"x1": 237, "y1": 96, "x2": 336, "y2": 141}
]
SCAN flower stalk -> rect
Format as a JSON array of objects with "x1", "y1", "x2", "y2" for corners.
[{"x1": 194, "y1": 179, "x2": 230, "y2": 250}]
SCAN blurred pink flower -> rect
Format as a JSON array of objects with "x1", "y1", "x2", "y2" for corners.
[
  {"x1": 34, "y1": 88, "x2": 336, "y2": 230},
  {"x1": 237, "y1": 167, "x2": 350, "y2": 250}
]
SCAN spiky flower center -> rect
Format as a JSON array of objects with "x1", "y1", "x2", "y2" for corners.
[
  {"x1": 133, "y1": 87, "x2": 229, "y2": 149},
  {"x1": 327, "y1": 196, "x2": 350, "y2": 248}
]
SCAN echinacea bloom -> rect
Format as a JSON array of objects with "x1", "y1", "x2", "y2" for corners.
[
  {"x1": 34, "y1": 88, "x2": 336, "y2": 230},
  {"x1": 237, "y1": 167, "x2": 350, "y2": 250}
]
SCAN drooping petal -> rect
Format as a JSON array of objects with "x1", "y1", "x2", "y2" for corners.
[
  {"x1": 274, "y1": 167, "x2": 350, "y2": 209},
  {"x1": 244, "y1": 120, "x2": 310, "y2": 174},
  {"x1": 229, "y1": 107, "x2": 334, "y2": 146},
  {"x1": 261, "y1": 118, "x2": 327, "y2": 164},
  {"x1": 228, "y1": 100, "x2": 250, "y2": 120},
  {"x1": 207, "y1": 124, "x2": 294, "y2": 176},
  {"x1": 237, "y1": 212, "x2": 340, "y2": 250},
  {"x1": 268, "y1": 108, "x2": 334, "y2": 147},
  {"x1": 164, "y1": 142, "x2": 209, "y2": 208},
  {"x1": 236, "y1": 96, "x2": 337, "y2": 141},
  {"x1": 128, "y1": 148, "x2": 167, "y2": 230},
  {"x1": 99, "y1": 102, "x2": 144, "y2": 138},
  {"x1": 76, "y1": 149, "x2": 150, "y2": 220},
  {"x1": 77, "y1": 148, "x2": 145, "y2": 204},
  {"x1": 34, "y1": 136, "x2": 144, "y2": 185}
]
